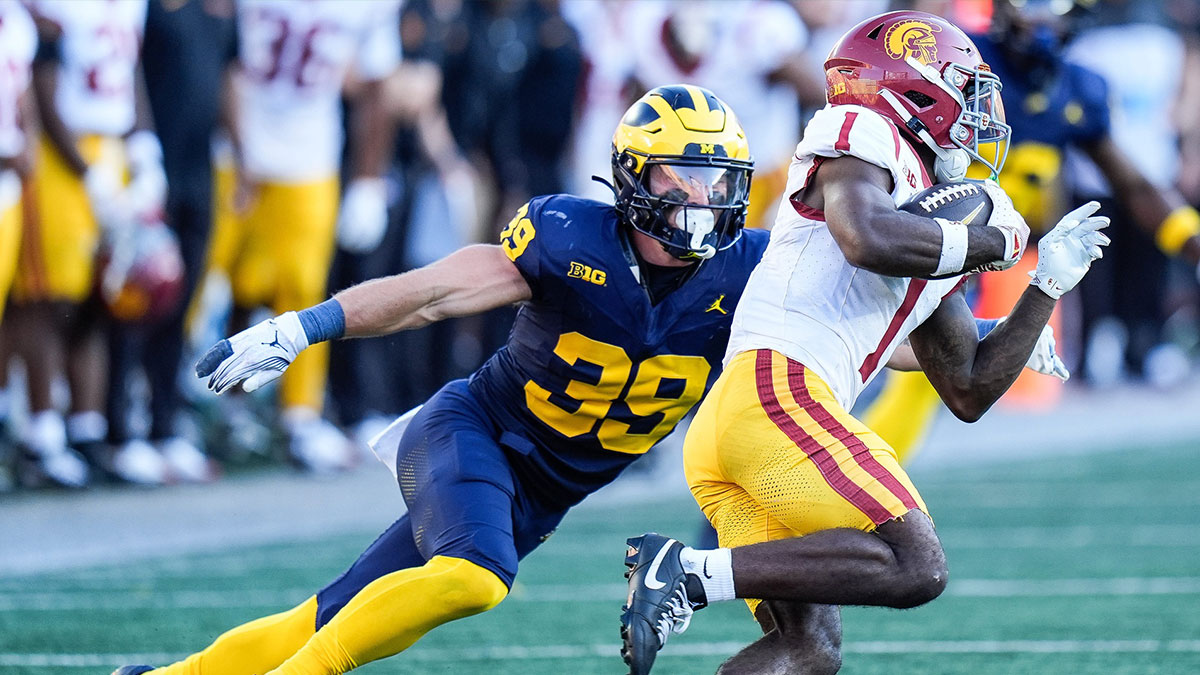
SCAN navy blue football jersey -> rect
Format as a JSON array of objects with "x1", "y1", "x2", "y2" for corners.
[
  {"x1": 468, "y1": 194, "x2": 767, "y2": 505},
  {"x1": 973, "y1": 34, "x2": 1110, "y2": 150}
]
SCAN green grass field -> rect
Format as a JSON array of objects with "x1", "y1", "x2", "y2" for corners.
[{"x1": 2, "y1": 442, "x2": 1199, "y2": 674}]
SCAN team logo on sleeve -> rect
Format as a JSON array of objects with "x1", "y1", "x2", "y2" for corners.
[{"x1": 885, "y1": 20, "x2": 941, "y2": 66}]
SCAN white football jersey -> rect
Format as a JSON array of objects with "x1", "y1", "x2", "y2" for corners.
[
  {"x1": 235, "y1": 0, "x2": 401, "y2": 182},
  {"x1": 29, "y1": 0, "x2": 145, "y2": 138},
  {"x1": 626, "y1": 0, "x2": 806, "y2": 169},
  {"x1": 725, "y1": 104, "x2": 964, "y2": 411},
  {"x1": 0, "y1": 0, "x2": 36, "y2": 209}
]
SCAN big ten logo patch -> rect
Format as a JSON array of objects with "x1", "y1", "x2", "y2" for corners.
[{"x1": 568, "y1": 261, "x2": 607, "y2": 286}]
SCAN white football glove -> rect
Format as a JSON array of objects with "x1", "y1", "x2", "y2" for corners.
[
  {"x1": 1029, "y1": 201, "x2": 1110, "y2": 300},
  {"x1": 124, "y1": 129, "x2": 168, "y2": 222},
  {"x1": 84, "y1": 161, "x2": 130, "y2": 234},
  {"x1": 195, "y1": 312, "x2": 309, "y2": 394},
  {"x1": 971, "y1": 180, "x2": 1031, "y2": 273},
  {"x1": 337, "y1": 177, "x2": 389, "y2": 254}
]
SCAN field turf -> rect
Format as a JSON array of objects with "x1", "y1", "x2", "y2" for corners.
[{"x1": 1, "y1": 442, "x2": 1198, "y2": 674}]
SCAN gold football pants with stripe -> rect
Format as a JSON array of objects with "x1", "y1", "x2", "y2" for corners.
[
  {"x1": 205, "y1": 166, "x2": 338, "y2": 411},
  {"x1": 685, "y1": 349, "x2": 930, "y2": 613},
  {"x1": 0, "y1": 190, "x2": 21, "y2": 323},
  {"x1": 12, "y1": 134, "x2": 125, "y2": 303}
]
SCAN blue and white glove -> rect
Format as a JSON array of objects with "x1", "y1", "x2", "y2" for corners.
[
  {"x1": 1030, "y1": 201, "x2": 1111, "y2": 300},
  {"x1": 196, "y1": 312, "x2": 309, "y2": 394}
]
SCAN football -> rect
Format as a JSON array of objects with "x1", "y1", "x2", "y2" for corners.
[{"x1": 899, "y1": 180, "x2": 992, "y2": 226}]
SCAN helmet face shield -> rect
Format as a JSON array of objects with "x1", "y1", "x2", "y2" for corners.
[
  {"x1": 946, "y1": 64, "x2": 1011, "y2": 177},
  {"x1": 632, "y1": 160, "x2": 751, "y2": 259}
]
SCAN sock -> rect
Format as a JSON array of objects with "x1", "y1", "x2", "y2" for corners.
[
  {"x1": 66, "y1": 410, "x2": 107, "y2": 445},
  {"x1": 679, "y1": 546, "x2": 736, "y2": 603},
  {"x1": 154, "y1": 596, "x2": 319, "y2": 675},
  {"x1": 268, "y1": 556, "x2": 508, "y2": 675},
  {"x1": 24, "y1": 410, "x2": 67, "y2": 457}
]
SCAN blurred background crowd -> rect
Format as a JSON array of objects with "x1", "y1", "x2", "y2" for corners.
[{"x1": 1, "y1": 0, "x2": 1199, "y2": 492}]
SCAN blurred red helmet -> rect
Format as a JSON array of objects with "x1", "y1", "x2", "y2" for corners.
[
  {"x1": 97, "y1": 222, "x2": 186, "y2": 324},
  {"x1": 824, "y1": 10, "x2": 1010, "y2": 181}
]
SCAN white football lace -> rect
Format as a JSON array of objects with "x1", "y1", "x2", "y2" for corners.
[{"x1": 654, "y1": 584, "x2": 696, "y2": 648}]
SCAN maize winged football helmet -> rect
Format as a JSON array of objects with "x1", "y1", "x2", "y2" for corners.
[{"x1": 610, "y1": 85, "x2": 753, "y2": 260}]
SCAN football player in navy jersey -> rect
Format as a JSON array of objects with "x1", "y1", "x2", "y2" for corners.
[{"x1": 112, "y1": 85, "x2": 766, "y2": 675}]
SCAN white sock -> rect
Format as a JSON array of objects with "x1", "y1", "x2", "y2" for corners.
[
  {"x1": 25, "y1": 410, "x2": 67, "y2": 457},
  {"x1": 66, "y1": 411, "x2": 107, "y2": 445},
  {"x1": 678, "y1": 546, "x2": 735, "y2": 603}
]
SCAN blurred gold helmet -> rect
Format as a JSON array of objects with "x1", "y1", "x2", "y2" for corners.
[{"x1": 610, "y1": 85, "x2": 753, "y2": 260}]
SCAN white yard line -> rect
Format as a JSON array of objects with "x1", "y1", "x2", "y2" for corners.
[
  {"x1": 3, "y1": 576, "x2": 1200, "y2": 610},
  {"x1": 5, "y1": 639, "x2": 1200, "y2": 666}
]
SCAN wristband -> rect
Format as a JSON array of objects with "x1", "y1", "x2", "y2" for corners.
[
  {"x1": 1155, "y1": 205, "x2": 1200, "y2": 256},
  {"x1": 297, "y1": 298, "x2": 346, "y2": 344},
  {"x1": 934, "y1": 217, "x2": 969, "y2": 276}
]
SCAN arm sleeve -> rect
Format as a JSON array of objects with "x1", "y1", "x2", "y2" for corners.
[
  {"x1": 797, "y1": 105, "x2": 907, "y2": 183},
  {"x1": 499, "y1": 197, "x2": 551, "y2": 297}
]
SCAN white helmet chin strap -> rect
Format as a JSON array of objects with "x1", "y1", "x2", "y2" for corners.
[{"x1": 878, "y1": 88, "x2": 969, "y2": 183}]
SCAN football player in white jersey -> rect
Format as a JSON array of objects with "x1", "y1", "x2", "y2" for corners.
[
  {"x1": 205, "y1": 0, "x2": 401, "y2": 471},
  {"x1": 620, "y1": 11, "x2": 1111, "y2": 674},
  {"x1": 0, "y1": 0, "x2": 37, "y2": 467},
  {"x1": 625, "y1": 0, "x2": 826, "y2": 230},
  {"x1": 8, "y1": 0, "x2": 166, "y2": 487}
]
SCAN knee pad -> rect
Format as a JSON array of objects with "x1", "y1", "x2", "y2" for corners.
[{"x1": 427, "y1": 556, "x2": 509, "y2": 617}]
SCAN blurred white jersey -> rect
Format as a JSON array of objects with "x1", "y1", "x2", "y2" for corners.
[
  {"x1": 626, "y1": 0, "x2": 806, "y2": 169},
  {"x1": 235, "y1": 0, "x2": 400, "y2": 182},
  {"x1": 725, "y1": 105, "x2": 964, "y2": 411},
  {"x1": 0, "y1": 0, "x2": 36, "y2": 207},
  {"x1": 28, "y1": 0, "x2": 145, "y2": 138}
]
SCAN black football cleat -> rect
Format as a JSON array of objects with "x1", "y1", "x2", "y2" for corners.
[
  {"x1": 620, "y1": 533, "x2": 707, "y2": 675},
  {"x1": 111, "y1": 667, "x2": 156, "y2": 675}
]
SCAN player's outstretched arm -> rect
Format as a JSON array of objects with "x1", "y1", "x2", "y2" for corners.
[
  {"x1": 907, "y1": 202, "x2": 1109, "y2": 421},
  {"x1": 196, "y1": 245, "x2": 531, "y2": 394},
  {"x1": 814, "y1": 156, "x2": 1025, "y2": 277}
]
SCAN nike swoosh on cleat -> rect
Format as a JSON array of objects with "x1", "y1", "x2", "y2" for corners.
[
  {"x1": 703, "y1": 557, "x2": 712, "y2": 579},
  {"x1": 643, "y1": 539, "x2": 678, "y2": 590}
]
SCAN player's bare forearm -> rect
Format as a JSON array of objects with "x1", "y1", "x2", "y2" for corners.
[
  {"x1": 1086, "y1": 136, "x2": 1200, "y2": 266},
  {"x1": 31, "y1": 63, "x2": 86, "y2": 176},
  {"x1": 910, "y1": 288, "x2": 1054, "y2": 421},
  {"x1": 816, "y1": 156, "x2": 1006, "y2": 276},
  {"x1": 338, "y1": 244, "x2": 532, "y2": 337},
  {"x1": 347, "y1": 79, "x2": 396, "y2": 179}
]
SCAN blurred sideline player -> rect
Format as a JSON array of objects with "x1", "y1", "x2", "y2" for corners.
[
  {"x1": 0, "y1": 0, "x2": 37, "y2": 458},
  {"x1": 974, "y1": 0, "x2": 1200, "y2": 371},
  {"x1": 8, "y1": 0, "x2": 163, "y2": 487},
  {"x1": 620, "y1": 11, "x2": 1110, "y2": 674},
  {"x1": 626, "y1": 0, "x2": 827, "y2": 230},
  {"x1": 115, "y1": 85, "x2": 766, "y2": 675},
  {"x1": 101, "y1": 0, "x2": 239, "y2": 485},
  {"x1": 202, "y1": 0, "x2": 401, "y2": 472}
]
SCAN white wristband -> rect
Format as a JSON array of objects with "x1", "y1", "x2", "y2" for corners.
[{"x1": 934, "y1": 217, "x2": 969, "y2": 276}]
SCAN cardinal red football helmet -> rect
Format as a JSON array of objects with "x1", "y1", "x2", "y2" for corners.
[{"x1": 824, "y1": 10, "x2": 1010, "y2": 181}]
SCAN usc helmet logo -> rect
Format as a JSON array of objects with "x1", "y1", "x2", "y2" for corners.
[{"x1": 884, "y1": 20, "x2": 942, "y2": 65}]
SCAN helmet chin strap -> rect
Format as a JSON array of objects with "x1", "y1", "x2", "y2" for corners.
[{"x1": 878, "y1": 88, "x2": 970, "y2": 183}]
